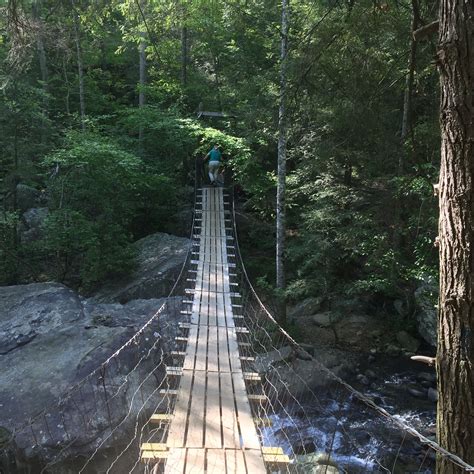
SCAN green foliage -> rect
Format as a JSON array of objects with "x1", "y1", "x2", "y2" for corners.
[
  {"x1": 41, "y1": 131, "x2": 170, "y2": 290},
  {"x1": 0, "y1": 212, "x2": 20, "y2": 285}
]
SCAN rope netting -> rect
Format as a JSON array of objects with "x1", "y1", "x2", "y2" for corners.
[{"x1": 1, "y1": 173, "x2": 473, "y2": 473}]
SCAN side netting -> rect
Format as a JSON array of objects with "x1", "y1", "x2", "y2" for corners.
[
  {"x1": 229, "y1": 189, "x2": 474, "y2": 474},
  {"x1": 0, "y1": 190, "x2": 198, "y2": 474}
]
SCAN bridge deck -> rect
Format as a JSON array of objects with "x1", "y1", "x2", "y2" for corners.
[{"x1": 163, "y1": 187, "x2": 266, "y2": 473}]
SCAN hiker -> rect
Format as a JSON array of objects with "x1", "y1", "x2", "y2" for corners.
[{"x1": 205, "y1": 144, "x2": 222, "y2": 186}]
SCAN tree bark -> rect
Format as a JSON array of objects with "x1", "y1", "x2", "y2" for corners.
[
  {"x1": 32, "y1": 0, "x2": 49, "y2": 144},
  {"x1": 138, "y1": 29, "x2": 146, "y2": 152},
  {"x1": 71, "y1": 0, "x2": 85, "y2": 130},
  {"x1": 437, "y1": 0, "x2": 474, "y2": 472},
  {"x1": 276, "y1": 0, "x2": 289, "y2": 324},
  {"x1": 400, "y1": 0, "x2": 419, "y2": 148},
  {"x1": 181, "y1": 25, "x2": 188, "y2": 87}
]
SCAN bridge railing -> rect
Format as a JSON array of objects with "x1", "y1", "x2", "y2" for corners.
[
  {"x1": 228, "y1": 186, "x2": 474, "y2": 474},
  {"x1": 0, "y1": 179, "x2": 200, "y2": 474}
]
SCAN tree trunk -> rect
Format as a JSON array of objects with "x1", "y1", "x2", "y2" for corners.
[
  {"x1": 138, "y1": 29, "x2": 146, "y2": 153},
  {"x1": 437, "y1": 0, "x2": 474, "y2": 472},
  {"x1": 400, "y1": 0, "x2": 419, "y2": 149},
  {"x1": 72, "y1": 0, "x2": 85, "y2": 130},
  {"x1": 32, "y1": 0, "x2": 49, "y2": 144},
  {"x1": 393, "y1": 0, "x2": 419, "y2": 268},
  {"x1": 276, "y1": 0, "x2": 289, "y2": 324},
  {"x1": 181, "y1": 25, "x2": 188, "y2": 87}
]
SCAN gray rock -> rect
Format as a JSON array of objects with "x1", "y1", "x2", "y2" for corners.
[
  {"x1": 385, "y1": 343, "x2": 401, "y2": 356},
  {"x1": 16, "y1": 184, "x2": 40, "y2": 212},
  {"x1": 18, "y1": 207, "x2": 48, "y2": 243},
  {"x1": 365, "y1": 369, "x2": 376, "y2": 379},
  {"x1": 356, "y1": 374, "x2": 370, "y2": 385},
  {"x1": 408, "y1": 387, "x2": 426, "y2": 398},
  {"x1": 394, "y1": 299, "x2": 406, "y2": 317},
  {"x1": 93, "y1": 232, "x2": 190, "y2": 303},
  {"x1": 418, "y1": 371, "x2": 436, "y2": 384},
  {"x1": 396, "y1": 330, "x2": 420, "y2": 352},
  {"x1": 0, "y1": 282, "x2": 182, "y2": 462},
  {"x1": 428, "y1": 387, "x2": 438, "y2": 402},
  {"x1": 295, "y1": 453, "x2": 340, "y2": 474},
  {"x1": 254, "y1": 346, "x2": 293, "y2": 373},
  {"x1": 288, "y1": 297, "x2": 325, "y2": 319},
  {"x1": 311, "y1": 312, "x2": 333, "y2": 328},
  {"x1": 414, "y1": 279, "x2": 438, "y2": 347}
]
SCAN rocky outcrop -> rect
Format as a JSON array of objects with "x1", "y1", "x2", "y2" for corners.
[
  {"x1": 288, "y1": 297, "x2": 325, "y2": 321},
  {"x1": 0, "y1": 282, "x2": 182, "y2": 464},
  {"x1": 414, "y1": 279, "x2": 438, "y2": 347},
  {"x1": 93, "y1": 232, "x2": 190, "y2": 303},
  {"x1": 18, "y1": 207, "x2": 48, "y2": 243},
  {"x1": 15, "y1": 184, "x2": 41, "y2": 212}
]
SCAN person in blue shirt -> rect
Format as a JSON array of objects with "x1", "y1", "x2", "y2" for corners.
[{"x1": 205, "y1": 144, "x2": 222, "y2": 186}]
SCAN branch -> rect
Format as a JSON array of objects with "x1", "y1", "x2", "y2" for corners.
[
  {"x1": 413, "y1": 20, "x2": 439, "y2": 41},
  {"x1": 411, "y1": 355, "x2": 436, "y2": 366}
]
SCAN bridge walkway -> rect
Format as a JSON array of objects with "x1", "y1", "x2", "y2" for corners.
[{"x1": 141, "y1": 187, "x2": 274, "y2": 473}]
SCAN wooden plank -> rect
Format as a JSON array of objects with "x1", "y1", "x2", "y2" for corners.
[
  {"x1": 232, "y1": 372, "x2": 261, "y2": 449},
  {"x1": 150, "y1": 414, "x2": 172, "y2": 424},
  {"x1": 141, "y1": 451, "x2": 168, "y2": 462},
  {"x1": 207, "y1": 326, "x2": 219, "y2": 372},
  {"x1": 227, "y1": 328, "x2": 242, "y2": 373},
  {"x1": 205, "y1": 371, "x2": 222, "y2": 448},
  {"x1": 183, "y1": 325, "x2": 198, "y2": 371},
  {"x1": 206, "y1": 449, "x2": 226, "y2": 474},
  {"x1": 194, "y1": 325, "x2": 208, "y2": 371},
  {"x1": 245, "y1": 449, "x2": 267, "y2": 472},
  {"x1": 220, "y1": 371, "x2": 239, "y2": 448},
  {"x1": 186, "y1": 372, "x2": 206, "y2": 447},
  {"x1": 166, "y1": 371, "x2": 193, "y2": 448},
  {"x1": 164, "y1": 448, "x2": 186, "y2": 474},
  {"x1": 185, "y1": 448, "x2": 205, "y2": 473},
  {"x1": 141, "y1": 443, "x2": 167, "y2": 451},
  {"x1": 262, "y1": 453, "x2": 291, "y2": 464},
  {"x1": 225, "y1": 449, "x2": 246, "y2": 474},
  {"x1": 262, "y1": 447, "x2": 284, "y2": 455},
  {"x1": 218, "y1": 325, "x2": 231, "y2": 373}
]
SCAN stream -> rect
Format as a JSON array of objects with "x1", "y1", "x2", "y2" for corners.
[{"x1": 263, "y1": 358, "x2": 437, "y2": 473}]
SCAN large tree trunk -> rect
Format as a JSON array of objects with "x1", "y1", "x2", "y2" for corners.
[
  {"x1": 138, "y1": 30, "x2": 146, "y2": 153},
  {"x1": 276, "y1": 0, "x2": 289, "y2": 324},
  {"x1": 437, "y1": 0, "x2": 474, "y2": 472},
  {"x1": 400, "y1": 0, "x2": 419, "y2": 147},
  {"x1": 181, "y1": 25, "x2": 188, "y2": 87},
  {"x1": 32, "y1": 0, "x2": 49, "y2": 144},
  {"x1": 72, "y1": 0, "x2": 85, "y2": 130}
]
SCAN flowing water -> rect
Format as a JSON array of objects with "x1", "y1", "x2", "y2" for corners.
[{"x1": 263, "y1": 359, "x2": 437, "y2": 473}]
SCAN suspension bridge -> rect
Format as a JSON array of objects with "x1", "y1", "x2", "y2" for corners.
[{"x1": 1, "y1": 178, "x2": 473, "y2": 474}]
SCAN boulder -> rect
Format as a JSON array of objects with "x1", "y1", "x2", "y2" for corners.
[
  {"x1": 254, "y1": 346, "x2": 293, "y2": 373},
  {"x1": 414, "y1": 279, "x2": 438, "y2": 347},
  {"x1": 311, "y1": 312, "x2": 333, "y2": 328},
  {"x1": 93, "y1": 232, "x2": 190, "y2": 303},
  {"x1": 288, "y1": 297, "x2": 324, "y2": 320},
  {"x1": 427, "y1": 387, "x2": 438, "y2": 402},
  {"x1": 396, "y1": 330, "x2": 420, "y2": 353},
  {"x1": 0, "y1": 282, "x2": 182, "y2": 463},
  {"x1": 295, "y1": 453, "x2": 341, "y2": 474},
  {"x1": 16, "y1": 184, "x2": 40, "y2": 212},
  {"x1": 18, "y1": 207, "x2": 48, "y2": 243}
]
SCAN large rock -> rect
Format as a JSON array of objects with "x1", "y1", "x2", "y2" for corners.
[
  {"x1": 254, "y1": 346, "x2": 293, "y2": 373},
  {"x1": 93, "y1": 232, "x2": 190, "y2": 303},
  {"x1": 288, "y1": 297, "x2": 324, "y2": 320},
  {"x1": 0, "y1": 282, "x2": 182, "y2": 464},
  {"x1": 396, "y1": 330, "x2": 420, "y2": 353},
  {"x1": 15, "y1": 184, "x2": 40, "y2": 212},
  {"x1": 18, "y1": 207, "x2": 48, "y2": 243},
  {"x1": 414, "y1": 279, "x2": 438, "y2": 346}
]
